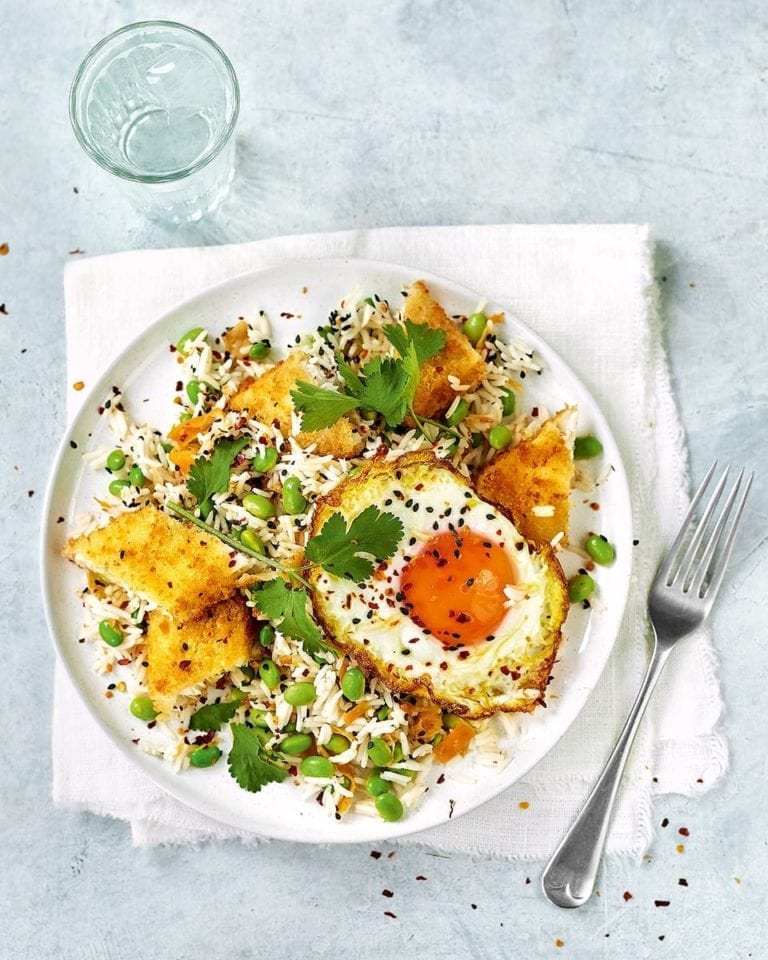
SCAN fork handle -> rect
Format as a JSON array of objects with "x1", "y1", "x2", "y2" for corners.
[{"x1": 541, "y1": 636, "x2": 670, "y2": 908}]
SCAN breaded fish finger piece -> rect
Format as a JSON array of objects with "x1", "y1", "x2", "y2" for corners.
[
  {"x1": 63, "y1": 506, "x2": 249, "y2": 622},
  {"x1": 402, "y1": 281, "x2": 486, "y2": 419},
  {"x1": 230, "y1": 352, "x2": 364, "y2": 459},
  {"x1": 475, "y1": 407, "x2": 576, "y2": 546},
  {"x1": 146, "y1": 596, "x2": 257, "y2": 704}
]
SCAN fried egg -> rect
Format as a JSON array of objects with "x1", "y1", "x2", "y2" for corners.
[{"x1": 308, "y1": 451, "x2": 569, "y2": 718}]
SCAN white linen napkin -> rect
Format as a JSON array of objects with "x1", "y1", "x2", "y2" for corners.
[{"x1": 53, "y1": 225, "x2": 727, "y2": 855}]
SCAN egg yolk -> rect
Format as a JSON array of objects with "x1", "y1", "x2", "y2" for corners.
[{"x1": 399, "y1": 529, "x2": 518, "y2": 646}]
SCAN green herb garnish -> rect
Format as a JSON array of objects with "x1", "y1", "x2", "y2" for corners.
[
  {"x1": 187, "y1": 437, "x2": 249, "y2": 505},
  {"x1": 290, "y1": 320, "x2": 445, "y2": 434},
  {"x1": 189, "y1": 700, "x2": 240, "y2": 731},
  {"x1": 305, "y1": 504, "x2": 404, "y2": 582},
  {"x1": 227, "y1": 723, "x2": 288, "y2": 793},
  {"x1": 250, "y1": 579, "x2": 332, "y2": 657}
]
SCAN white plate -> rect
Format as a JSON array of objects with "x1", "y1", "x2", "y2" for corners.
[{"x1": 41, "y1": 258, "x2": 632, "y2": 843}]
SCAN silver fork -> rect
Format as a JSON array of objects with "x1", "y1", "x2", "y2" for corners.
[{"x1": 541, "y1": 461, "x2": 754, "y2": 909}]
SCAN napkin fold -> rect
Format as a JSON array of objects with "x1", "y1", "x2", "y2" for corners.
[{"x1": 53, "y1": 225, "x2": 727, "y2": 856}]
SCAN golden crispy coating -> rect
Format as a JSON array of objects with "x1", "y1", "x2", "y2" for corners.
[
  {"x1": 475, "y1": 408, "x2": 576, "y2": 546},
  {"x1": 402, "y1": 281, "x2": 486, "y2": 419},
  {"x1": 63, "y1": 507, "x2": 249, "y2": 622},
  {"x1": 229, "y1": 352, "x2": 364, "y2": 459},
  {"x1": 146, "y1": 596, "x2": 256, "y2": 703}
]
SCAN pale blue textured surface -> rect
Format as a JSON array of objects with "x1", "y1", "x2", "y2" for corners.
[{"x1": 2, "y1": 2, "x2": 767, "y2": 958}]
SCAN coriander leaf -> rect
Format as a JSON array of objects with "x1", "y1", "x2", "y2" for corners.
[
  {"x1": 384, "y1": 319, "x2": 445, "y2": 365},
  {"x1": 305, "y1": 506, "x2": 404, "y2": 581},
  {"x1": 251, "y1": 579, "x2": 332, "y2": 657},
  {"x1": 334, "y1": 354, "x2": 365, "y2": 397},
  {"x1": 189, "y1": 699, "x2": 239, "y2": 731},
  {"x1": 290, "y1": 381, "x2": 360, "y2": 432},
  {"x1": 358, "y1": 357, "x2": 409, "y2": 426},
  {"x1": 187, "y1": 436, "x2": 248, "y2": 505},
  {"x1": 227, "y1": 723, "x2": 288, "y2": 793}
]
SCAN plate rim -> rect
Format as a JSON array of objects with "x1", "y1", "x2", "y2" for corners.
[{"x1": 41, "y1": 256, "x2": 633, "y2": 843}]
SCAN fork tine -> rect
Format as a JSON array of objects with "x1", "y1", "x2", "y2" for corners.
[
  {"x1": 656, "y1": 460, "x2": 718, "y2": 585},
  {"x1": 673, "y1": 464, "x2": 731, "y2": 588},
  {"x1": 692, "y1": 470, "x2": 753, "y2": 602}
]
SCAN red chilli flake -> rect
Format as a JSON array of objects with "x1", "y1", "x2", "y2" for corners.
[
  {"x1": 678, "y1": 827, "x2": 690, "y2": 837},
  {"x1": 623, "y1": 891, "x2": 633, "y2": 902}
]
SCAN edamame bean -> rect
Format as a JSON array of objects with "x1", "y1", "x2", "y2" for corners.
[
  {"x1": 249, "y1": 707, "x2": 269, "y2": 727},
  {"x1": 585, "y1": 534, "x2": 616, "y2": 566},
  {"x1": 471, "y1": 431, "x2": 484, "y2": 448},
  {"x1": 462, "y1": 312, "x2": 487, "y2": 346},
  {"x1": 284, "y1": 682, "x2": 317, "y2": 707},
  {"x1": 300, "y1": 755, "x2": 335, "y2": 778},
  {"x1": 251, "y1": 446, "x2": 278, "y2": 473},
  {"x1": 375, "y1": 791, "x2": 404, "y2": 822},
  {"x1": 280, "y1": 732, "x2": 314, "y2": 755},
  {"x1": 258, "y1": 624, "x2": 275, "y2": 647},
  {"x1": 106, "y1": 449, "x2": 126, "y2": 472},
  {"x1": 574, "y1": 435, "x2": 603, "y2": 459},
  {"x1": 341, "y1": 667, "x2": 365, "y2": 702},
  {"x1": 501, "y1": 387, "x2": 516, "y2": 417},
  {"x1": 229, "y1": 688, "x2": 247, "y2": 704},
  {"x1": 129, "y1": 694, "x2": 157, "y2": 721},
  {"x1": 282, "y1": 476, "x2": 307, "y2": 515},
  {"x1": 568, "y1": 573, "x2": 596, "y2": 603},
  {"x1": 240, "y1": 529, "x2": 265, "y2": 554},
  {"x1": 360, "y1": 407, "x2": 377, "y2": 421},
  {"x1": 253, "y1": 727, "x2": 272, "y2": 745},
  {"x1": 186, "y1": 380, "x2": 201, "y2": 405},
  {"x1": 243, "y1": 492, "x2": 276, "y2": 519},
  {"x1": 376, "y1": 705, "x2": 390, "y2": 721},
  {"x1": 98, "y1": 619, "x2": 123, "y2": 647},
  {"x1": 259, "y1": 658, "x2": 281, "y2": 690},
  {"x1": 446, "y1": 399, "x2": 469, "y2": 427},
  {"x1": 392, "y1": 742, "x2": 404, "y2": 763},
  {"x1": 189, "y1": 744, "x2": 221, "y2": 768},
  {"x1": 109, "y1": 479, "x2": 131, "y2": 498},
  {"x1": 325, "y1": 733, "x2": 351, "y2": 755},
  {"x1": 248, "y1": 339, "x2": 271, "y2": 360},
  {"x1": 129, "y1": 465, "x2": 145, "y2": 487},
  {"x1": 488, "y1": 424, "x2": 513, "y2": 450},
  {"x1": 367, "y1": 738, "x2": 392, "y2": 767},
  {"x1": 176, "y1": 327, "x2": 205, "y2": 354},
  {"x1": 365, "y1": 772, "x2": 391, "y2": 797}
]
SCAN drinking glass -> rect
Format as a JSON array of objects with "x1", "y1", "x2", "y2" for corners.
[{"x1": 70, "y1": 21, "x2": 240, "y2": 224}]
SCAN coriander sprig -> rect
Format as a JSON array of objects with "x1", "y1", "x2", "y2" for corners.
[
  {"x1": 166, "y1": 500, "x2": 313, "y2": 589},
  {"x1": 290, "y1": 319, "x2": 446, "y2": 435}
]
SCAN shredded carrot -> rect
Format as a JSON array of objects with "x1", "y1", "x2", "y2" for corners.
[
  {"x1": 168, "y1": 446, "x2": 198, "y2": 473},
  {"x1": 433, "y1": 719, "x2": 476, "y2": 763},
  {"x1": 168, "y1": 410, "x2": 218, "y2": 447},
  {"x1": 342, "y1": 701, "x2": 370, "y2": 724}
]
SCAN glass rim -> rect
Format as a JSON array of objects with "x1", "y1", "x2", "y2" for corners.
[{"x1": 69, "y1": 20, "x2": 240, "y2": 184}]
